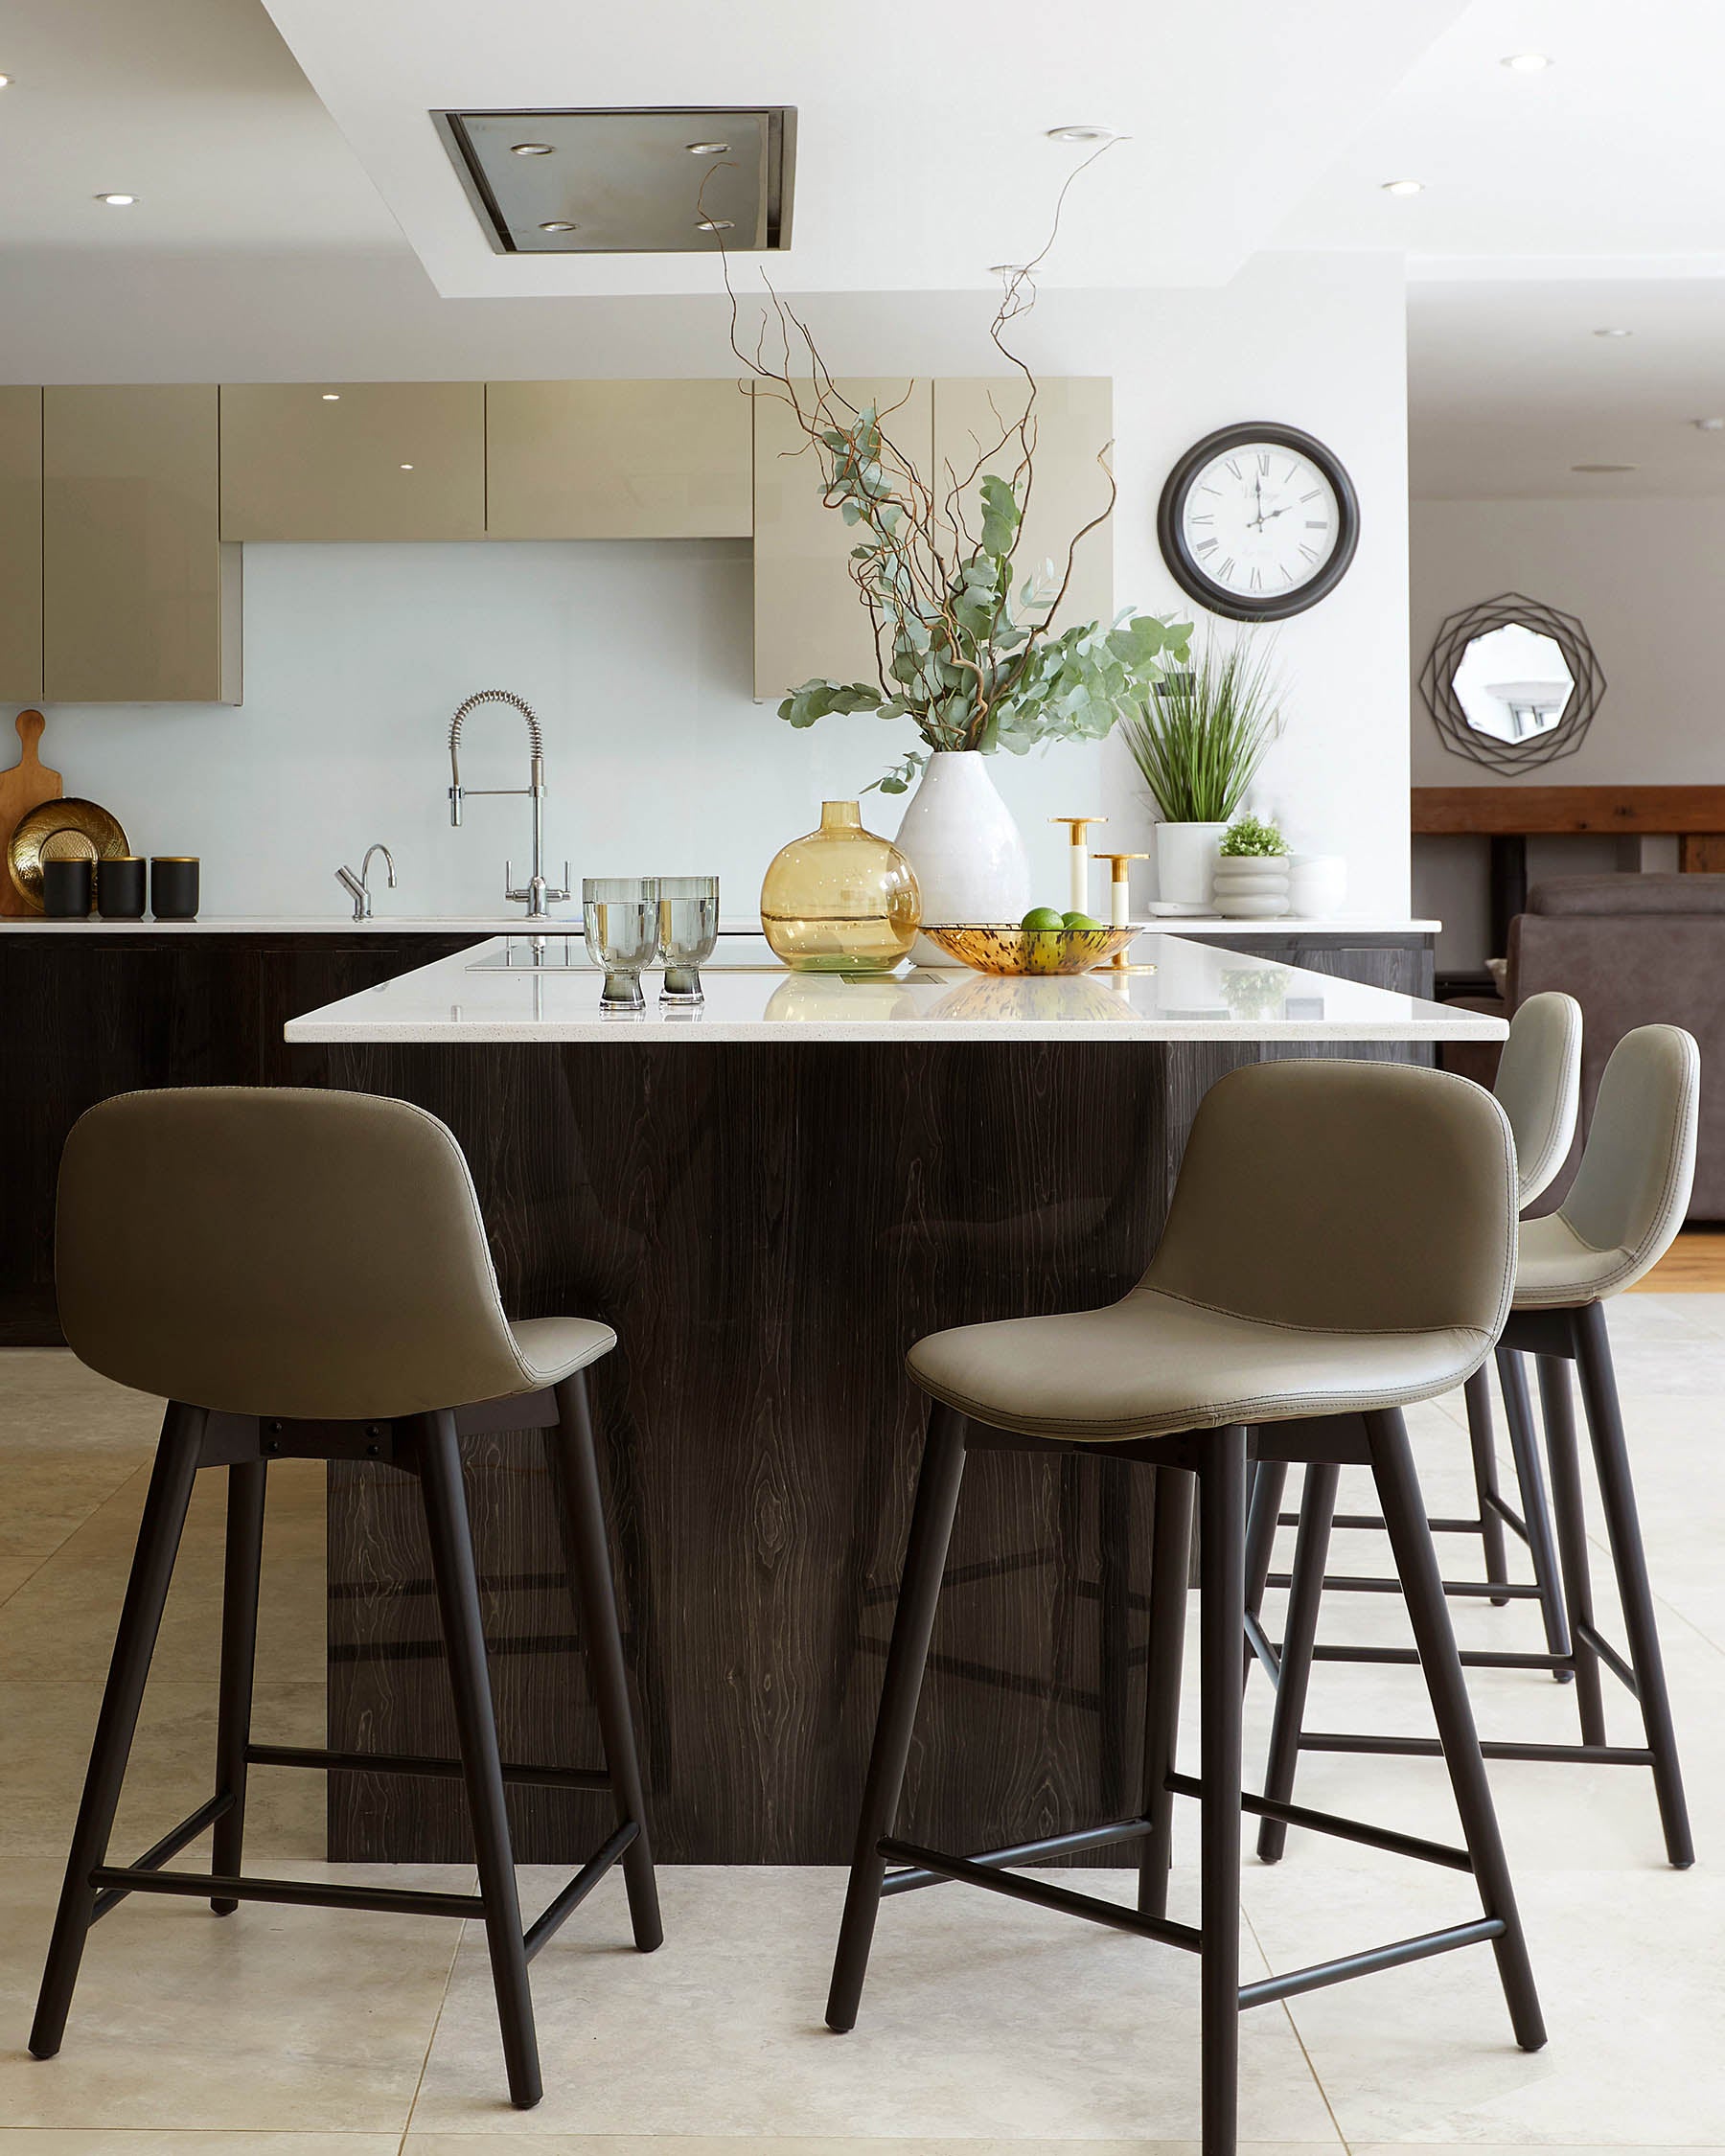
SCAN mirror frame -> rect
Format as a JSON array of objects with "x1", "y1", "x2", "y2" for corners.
[{"x1": 1421, "y1": 591, "x2": 1605, "y2": 772}]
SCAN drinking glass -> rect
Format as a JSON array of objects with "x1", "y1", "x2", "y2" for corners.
[
  {"x1": 657, "y1": 875, "x2": 721, "y2": 1003},
  {"x1": 583, "y1": 877, "x2": 659, "y2": 1011}
]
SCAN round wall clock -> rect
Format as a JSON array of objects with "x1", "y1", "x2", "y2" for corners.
[{"x1": 1157, "y1": 422, "x2": 1360, "y2": 623}]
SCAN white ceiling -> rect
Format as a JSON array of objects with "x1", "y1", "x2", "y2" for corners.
[
  {"x1": 3, "y1": 0, "x2": 1724, "y2": 497},
  {"x1": 0, "y1": 0, "x2": 398, "y2": 251},
  {"x1": 252, "y1": 0, "x2": 1463, "y2": 296}
]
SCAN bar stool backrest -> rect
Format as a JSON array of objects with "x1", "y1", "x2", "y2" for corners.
[
  {"x1": 1496, "y1": 991, "x2": 1582, "y2": 1211},
  {"x1": 1551, "y1": 1024, "x2": 1699, "y2": 1293},
  {"x1": 1144, "y1": 1059, "x2": 1515, "y2": 1342},
  {"x1": 57, "y1": 1087, "x2": 544, "y2": 1419}
]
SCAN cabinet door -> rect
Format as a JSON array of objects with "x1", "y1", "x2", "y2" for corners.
[
  {"x1": 933, "y1": 378, "x2": 1113, "y2": 634},
  {"x1": 43, "y1": 386, "x2": 239, "y2": 702},
  {"x1": 751, "y1": 378, "x2": 933, "y2": 700},
  {"x1": 486, "y1": 380, "x2": 750, "y2": 539},
  {"x1": 221, "y1": 382, "x2": 486, "y2": 541},
  {"x1": 0, "y1": 388, "x2": 43, "y2": 701}
]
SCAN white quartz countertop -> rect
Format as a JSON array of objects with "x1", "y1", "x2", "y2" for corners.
[
  {"x1": 285, "y1": 934, "x2": 1503, "y2": 1046},
  {"x1": 0, "y1": 913, "x2": 1438, "y2": 937}
]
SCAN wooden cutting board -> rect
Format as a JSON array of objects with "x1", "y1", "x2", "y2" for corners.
[{"x1": 0, "y1": 711, "x2": 63, "y2": 916}]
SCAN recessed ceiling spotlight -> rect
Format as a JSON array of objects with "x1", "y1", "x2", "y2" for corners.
[
  {"x1": 400, "y1": 463, "x2": 414, "y2": 470},
  {"x1": 1381, "y1": 177, "x2": 1425, "y2": 195},
  {"x1": 96, "y1": 192, "x2": 137, "y2": 206},
  {"x1": 510, "y1": 142, "x2": 553, "y2": 156},
  {"x1": 695, "y1": 217, "x2": 734, "y2": 232},
  {"x1": 1594, "y1": 326, "x2": 1632, "y2": 337},
  {"x1": 321, "y1": 392, "x2": 340, "y2": 401},
  {"x1": 0, "y1": 74, "x2": 12, "y2": 88},
  {"x1": 539, "y1": 219, "x2": 578, "y2": 233},
  {"x1": 1572, "y1": 463, "x2": 1637, "y2": 472},
  {"x1": 1694, "y1": 417, "x2": 1725, "y2": 431},
  {"x1": 1502, "y1": 51, "x2": 1553, "y2": 71},
  {"x1": 1046, "y1": 124, "x2": 1116, "y2": 144},
  {"x1": 685, "y1": 140, "x2": 730, "y2": 156}
]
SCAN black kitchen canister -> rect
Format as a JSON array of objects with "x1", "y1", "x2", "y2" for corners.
[
  {"x1": 42, "y1": 859, "x2": 94, "y2": 917},
  {"x1": 96, "y1": 857, "x2": 147, "y2": 919},
  {"x1": 150, "y1": 857, "x2": 199, "y2": 920}
]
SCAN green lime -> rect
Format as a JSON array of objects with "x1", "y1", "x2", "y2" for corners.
[
  {"x1": 1021, "y1": 906, "x2": 1065, "y2": 932},
  {"x1": 1062, "y1": 910, "x2": 1105, "y2": 930}
]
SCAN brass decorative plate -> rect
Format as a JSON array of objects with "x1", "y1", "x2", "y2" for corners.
[
  {"x1": 922, "y1": 923, "x2": 1139, "y2": 976},
  {"x1": 7, "y1": 797, "x2": 131, "y2": 914}
]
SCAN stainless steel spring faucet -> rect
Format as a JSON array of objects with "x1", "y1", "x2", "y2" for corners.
[{"x1": 447, "y1": 689, "x2": 570, "y2": 920}]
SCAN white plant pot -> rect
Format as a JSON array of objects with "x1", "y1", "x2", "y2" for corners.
[
  {"x1": 893, "y1": 751, "x2": 1031, "y2": 927},
  {"x1": 1287, "y1": 854, "x2": 1348, "y2": 918},
  {"x1": 1210, "y1": 859, "x2": 1292, "y2": 919},
  {"x1": 1155, "y1": 821, "x2": 1228, "y2": 911}
]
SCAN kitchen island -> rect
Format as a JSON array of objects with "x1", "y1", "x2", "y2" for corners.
[{"x1": 285, "y1": 937, "x2": 1503, "y2": 1867}]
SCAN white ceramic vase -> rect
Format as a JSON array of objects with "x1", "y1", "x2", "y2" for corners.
[
  {"x1": 1210, "y1": 857, "x2": 1292, "y2": 919},
  {"x1": 893, "y1": 750, "x2": 1031, "y2": 925},
  {"x1": 1287, "y1": 854, "x2": 1348, "y2": 918},
  {"x1": 1155, "y1": 821, "x2": 1228, "y2": 912}
]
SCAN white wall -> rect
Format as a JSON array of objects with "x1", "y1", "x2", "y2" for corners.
[
  {"x1": 1411, "y1": 495, "x2": 1719, "y2": 967},
  {"x1": 13, "y1": 251, "x2": 1413, "y2": 920}
]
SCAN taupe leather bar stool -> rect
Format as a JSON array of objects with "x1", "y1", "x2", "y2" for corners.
[
  {"x1": 29, "y1": 1088, "x2": 661, "y2": 2110},
  {"x1": 1246, "y1": 992, "x2": 1584, "y2": 1682},
  {"x1": 828, "y1": 1061, "x2": 1545, "y2": 2156},
  {"x1": 1262, "y1": 1025, "x2": 1697, "y2": 1868}
]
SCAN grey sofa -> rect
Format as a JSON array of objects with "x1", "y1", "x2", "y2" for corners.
[{"x1": 1505, "y1": 876, "x2": 1724, "y2": 1221}]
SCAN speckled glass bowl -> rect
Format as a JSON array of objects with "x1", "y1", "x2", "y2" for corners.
[{"x1": 922, "y1": 923, "x2": 1138, "y2": 975}]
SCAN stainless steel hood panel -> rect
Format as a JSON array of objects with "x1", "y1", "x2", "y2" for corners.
[{"x1": 433, "y1": 106, "x2": 794, "y2": 254}]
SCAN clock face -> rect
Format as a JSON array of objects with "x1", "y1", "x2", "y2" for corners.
[{"x1": 1158, "y1": 424, "x2": 1359, "y2": 622}]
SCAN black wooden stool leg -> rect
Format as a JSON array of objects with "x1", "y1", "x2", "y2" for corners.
[
  {"x1": 1199, "y1": 1427, "x2": 1247, "y2": 2156},
  {"x1": 827, "y1": 1404, "x2": 968, "y2": 2034},
  {"x1": 211, "y1": 1459, "x2": 267, "y2": 1914},
  {"x1": 1241, "y1": 1456, "x2": 1286, "y2": 1686},
  {"x1": 1539, "y1": 1355, "x2": 1607, "y2": 1746},
  {"x1": 1497, "y1": 1348, "x2": 1572, "y2": 1678},
  {"x1": 1464, "y1": 1368, "x2": 1512, "y2": 1606},
  {"x1": 1573, "y1": 1304, "x2": 1694, "y2": 1868},
  {"x1": 1369, "y1": 1408, "x2": 1546, "y2": 2053},
  {"x1": 1254, "y1": 1461, "x2": 1339, "y2": 1864},
  {"x1": 1138, "y1": 1462, "x2": 1194, "y2": 1917},
  {"x1": 30, "y1": 1405, "x2": 204, "y2": 2061},
  {"x1": 548, "y1": 1372, "x2": 663, "y2": 1951},
  {"x1": 418, "y1": 1411, "x2": 540, "y2": 2111}
]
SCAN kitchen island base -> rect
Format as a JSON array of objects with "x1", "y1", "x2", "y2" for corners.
[{"x1": 318, "y1": 1033, "x2": 1422, "y2": 1866}]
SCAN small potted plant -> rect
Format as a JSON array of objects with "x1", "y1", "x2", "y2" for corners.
[
  {"x1": 1120, "y1": 633, "x2": 1282, "y2": 912},
  {"x1": 1211, "y1": 814, "x2": 1292, "y2": 919}
]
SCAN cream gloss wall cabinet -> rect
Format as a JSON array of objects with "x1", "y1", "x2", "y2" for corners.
[
  {"x1": 44, "y1": 386, "x2": 239, "y2": 705},
  {"x1": 219, "y1": 383, "x2": 486, "y2": 542},
  {"x1": 485, "y1": 380, "x2": 752, "y2": 539},
  {"x1": 0, "y1": 388, "x2": 43, "y2": 702}
]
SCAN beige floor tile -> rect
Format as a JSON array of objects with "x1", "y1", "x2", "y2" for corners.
[
  {"x1": 403, "y1": 2141, "x2": 1344, "y2": 2154},
  {"x1": 0, "y1": 1858, "x2": 468, "y2": 2135},
  {"x1": 1349, "y1": 2148, "x2": 1725, "y2": 2156},
  {"x1": 1245, "y1": 1859, "x2": 1725, "y2": 2148},
  {"x1": 0, "y1": 2135, "x2": 402, "y2": 2152},
  {"x1": 407, "y1": 1867, "x2": 1337, "y2": 2144}
]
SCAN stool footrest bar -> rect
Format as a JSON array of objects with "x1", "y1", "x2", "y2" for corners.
[
  {"x1": 1300, "y1": 1733, "x2": 1656, "y2": 1765},
  {"x1": 1271, "y1": 1571, "x2": 1543, "y2": 1600},
  {"x1": 1243, "y1": 1609, "x2": 1281, "y2": 1685},
  {"x1": 1238, "y1": 1917, "x2": 1506, "y2": 2010},
  {"x1": 1164, "y1": 1772, "x2": 1473, "y2": 1873},
  {"x1": 88, "y1": 1866, "x2": 485, "y2": 1919},
  {"x1": 89, "y1": 1795, "x2": 235, "y2": 1923},
  {"x1": 522, "y1": 1821, "x2": 638, "y2": 1961},
  {"x1": 882, "y1": 1817, "x2": 1154, "y2": 1894},
  {"x1": 245, "y1": 1742, "x2": 610, "y2": 1791},
  {"x1": 1574, "y1": 1620, "x2": 1640, "y2": 1699},
  {"x1": 1483, "y1": 1490, "x2": 1532, "y2": 1546},
  {"x1": 1308, "y1": 1643, "x2": 1572, "y2": 1673},
  {"x1": 1276, "y1": 1512, "x2": 1487, "y2": 1537},
  {"x1": 878, "y1": 1837, "x2": 1201, "y2": 1952}
]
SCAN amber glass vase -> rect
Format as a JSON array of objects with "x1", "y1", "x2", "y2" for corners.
[{"x1": 759, "y1": 801, "x2": 921, "y2": 973}]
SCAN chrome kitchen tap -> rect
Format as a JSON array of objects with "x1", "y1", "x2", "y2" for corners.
[
  {"x1": 447, "y1": 689, "x2": 571, "y2": 921},
  {"x1": 334, "y1": 842, "x2": 397, "y2": 920}
]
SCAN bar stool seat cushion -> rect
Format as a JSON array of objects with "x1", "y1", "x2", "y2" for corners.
[
  {"x1": 508, "y1": 1316, "x2": 617, "y2": 1386},
  {"x1": 907, "y1": 1289, "x2": 1492, "y2": 1442}
]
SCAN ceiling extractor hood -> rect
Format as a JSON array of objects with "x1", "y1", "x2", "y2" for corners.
[{"x1": 431, "y1": 106, "x2": 795, "y2": 255}]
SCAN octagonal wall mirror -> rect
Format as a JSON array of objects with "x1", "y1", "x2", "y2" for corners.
[
  {"x1": 1421, "y1": 592, "x2": 1604, "y2": 772},
  {"x1": 1453, "y1": 623, "x2": 1574, "y2": 745}
]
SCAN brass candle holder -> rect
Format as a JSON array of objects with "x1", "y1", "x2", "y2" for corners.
[{"x1": 1092, "y1": 850, "x2": 1154, "y2": 972}]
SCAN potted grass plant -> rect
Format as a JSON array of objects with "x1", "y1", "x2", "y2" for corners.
[{"x1": 1120, "y1": 633, "x2": 1282, "y2": 912}]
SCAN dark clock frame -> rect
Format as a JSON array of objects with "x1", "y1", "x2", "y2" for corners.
[{"x1": 1157, "y1": 421, "x2": 1361, "y2": 623}]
